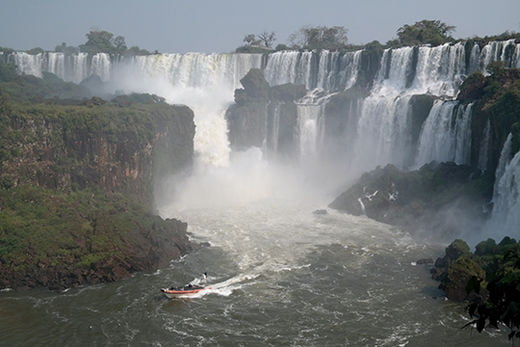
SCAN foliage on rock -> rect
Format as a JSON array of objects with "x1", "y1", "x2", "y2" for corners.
[{"x1": 433, "y1": 238, "x2": 520, "y2": 340}]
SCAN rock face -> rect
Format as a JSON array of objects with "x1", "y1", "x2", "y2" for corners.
[
  {"x1": 0, "y1": 100, "x2": 194, "y2": 205},
  {"x1": 458, "y1": 67, "x2": 520, "y2": 173},
  {"x1": 225, "y1": 68, "x2": 306, "y2": 158},
  {"x1": 430, "y1": 240, "x2": 486, "y2": 301},
  {"x1": 0, "y1": 96, "x2": 196, "y2": 289},
  {"x1": 329, "y1": 162, "x2": 491, "y2": 237}
]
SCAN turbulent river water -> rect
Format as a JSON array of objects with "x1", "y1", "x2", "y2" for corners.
[{"x1": 0, "y1": 188, "x2": 510, "y2": 346}]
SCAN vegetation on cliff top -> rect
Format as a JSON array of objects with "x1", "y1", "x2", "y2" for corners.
[
  {"x1": 235, "y1": 20, "x2": 518, "y2": 54},
  {"x1": 458, "y1": 64, "x2": 520, "y2": 156}
]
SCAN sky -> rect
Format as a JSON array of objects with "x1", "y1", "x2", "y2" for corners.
[{"x1": 1, "y1": 0, "x2": 519, "y2": 53}]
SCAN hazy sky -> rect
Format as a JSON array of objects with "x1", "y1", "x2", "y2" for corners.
[{"x1": 1, "y1": 0, "x2": 519, "y2": 53}]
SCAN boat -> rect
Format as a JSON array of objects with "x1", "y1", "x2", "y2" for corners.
[
  {"x1": 161, "y1": 284, "x2": 210, "y2": 298},
  {"x1": 161, "y1": 273, "x2": 210, "y2": 298}
]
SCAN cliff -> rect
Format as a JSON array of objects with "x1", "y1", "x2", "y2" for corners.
[
  {"x1": 225, "y1": 68, "x2": 306, "y2": 158},
  {"x1": 0, "y1": 96, "x2": 194, "y2": 205},
  {"x1": 0, "y1": 86, "x2": 196, "y2": 289},
  {"x1": 329, "y1": 162, "x2": 492, "y2": 238},
  {"x1": 458, "y1": 65, "x2": 520, "y2": 173}
]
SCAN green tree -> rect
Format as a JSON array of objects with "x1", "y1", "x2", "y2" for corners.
[
  {"x1": 0, "y1": 61, "x2": 18, "y2": 82},
  {"x1": 395, "y1": 19, "x2": 455, "y2": 46},
  {"x1": 26, "y1": 47, "x2": 45, "y2": 55},
  {"x1": 79, "y1": 30, "x2": 117, "y2": 54},
  {"x1": 113, "y1": 36, "x2": 127, "y2": 55},
  {"x1": 243, "y1": 34, "x2": 260, "y2": 46},
  {"x1": 289, "y1": 26, "x2": 348, "y2": 50}
]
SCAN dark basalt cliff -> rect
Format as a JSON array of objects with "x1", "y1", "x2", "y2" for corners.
[
  {"x1": 0, "y1": 94, "x2": 196, "y2": 289},
  {"x1": 225, "y1": 68, "x2": 306, "y2": 158},
  {"x1": 329, "y1": 162, "x2": 492, "y2": 238}
]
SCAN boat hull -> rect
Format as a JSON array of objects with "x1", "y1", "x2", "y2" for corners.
[{"x1": 161, "y1": 287, "x2": 210, "y2": 299}]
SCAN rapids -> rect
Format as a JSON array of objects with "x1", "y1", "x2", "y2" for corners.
[
  {"x1": 2, "y1": 40, "x2": 520, "y2": 344},
  {"x1": 0, "y1": 195, "x2": 511, "y2": 345}
]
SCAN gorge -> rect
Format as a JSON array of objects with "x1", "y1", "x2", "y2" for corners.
[{"x1": 1, "y1": 37, "x2": 520, "y2": 345}]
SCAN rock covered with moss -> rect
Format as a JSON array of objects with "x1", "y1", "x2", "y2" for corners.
[
  {"x1": 458, "y1": 65, "x2": 520, "y2": 173},
  {"x1": 432, "y1": 237, "x2": 520, "y2": 304}
]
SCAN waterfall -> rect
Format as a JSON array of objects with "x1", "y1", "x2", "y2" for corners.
[
  {"x1": 494, "y1": 133, "x2": 513, "y2": 192},
  {"x1": 13, "y1": 52, "x2": 44, "y2": 78},
  {"x1": 8, "y1": 39, "x2": 520, "y2": 172},
  {"x1": 489, "y1": 134, "x2": 519, "y2": 237},
  {"x1": 467, "y1": 43, "x2": 481, "y2": 74},
  {"x1": 90, "y1": 53, "x2": 111, "y2": 81},
  {"x1": 118, "y1": 53, "x2": 263, "y2": 167},
  {"x1": 263, "y1": 50, "x2": 362, "y2": 92},
  {"x1": 266, "y1": 103, "x2": 281, "y2": 154},
  {"x1": 480, "y1": 40, "x2": 518, "y2": 72},
  {"x1": 375, "y1": 47, "x2": 415, "y2": 94},
  {"x1": 414, "y1": 101, "x2": 472, "y2": 167},
  {"x1": 412, "y1": 43, "x2": 466, "y2": 96},
  {"x1": 297, "y1": 103, "x2": 322, "y2": 161}
]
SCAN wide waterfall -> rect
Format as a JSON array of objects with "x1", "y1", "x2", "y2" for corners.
[
  {"x1": 9, "y1": 39, "x2": 520, "y2": 228},
  {"x1": 5, "y1": 39, "x2": 520, "y2": 346}
]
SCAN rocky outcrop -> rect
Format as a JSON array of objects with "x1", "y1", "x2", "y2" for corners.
[
  {"x1": 329, "y1": 162, "x2": 492, "y2": 237},
  {"x1": 430, "y1": 240, "x2": 486, "y2": 301},
  {"x1": 225, "y1": 68, "x2": 306, "y2": 158},
  {"x1": 431, "y1": 237, "x2": 520, "y2": 302},
  {"x1": 0, "y1": 95, "x2": 196, "y2": 289}
]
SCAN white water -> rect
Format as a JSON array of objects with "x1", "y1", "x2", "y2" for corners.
[
  {"x1": 263, "y1": 50, "x2": 362, "y2": 92},
  {"x1": 415, "y1": 101, "x2": 472, "y2": 167},
  {"x1": 111, "y1": 53, "x2": 262, "y2": 167},
  {"x1": 489, "y1": 134, "x2": 519, "y2": 238}
]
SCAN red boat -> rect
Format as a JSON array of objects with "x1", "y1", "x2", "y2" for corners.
[{"x1": 161, "y1": 284, "x2": 211, "y2": 298}]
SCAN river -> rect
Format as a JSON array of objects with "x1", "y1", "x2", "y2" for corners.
[{"x1": 0, "y1": 195, "x2": 509, "y2": 346}]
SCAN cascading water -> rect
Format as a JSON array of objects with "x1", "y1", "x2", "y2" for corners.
[
  {"x1": 263, "y1": 49, "x2": 362, "y2": 91},
  {"x1": 414, "y1": 101, "x2": 472, "y2": 167},
  {"x1": 13, "y1": 51, "x2": 109, "y2": 83},
  {"x1": 488, "y1": 134, "x2": 519, "y2": 238},
  {"x1": 412, "y1": 42, "x2": 466, "y2": 96},
  {"x1": 112, "y1": 53, "x2": 263, "y2": 167}
]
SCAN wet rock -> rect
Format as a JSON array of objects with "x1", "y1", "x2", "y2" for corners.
[
  {"x1": 313, "y1": 209, "x2": 328, "y2": 215},
  {"x1": 416, "y1": 258, "x2": 434, "y2": 265},
  {"x1": 329, "y1": 162, "x2": 489, "y2": 237}
]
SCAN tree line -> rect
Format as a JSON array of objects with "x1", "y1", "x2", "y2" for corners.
[
  {"x1": 17, "y1": 30, "x2": 153, "y2": 56},
  {"x1": 237, "y1": 19, "x2": 520, "y2": 52}
]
